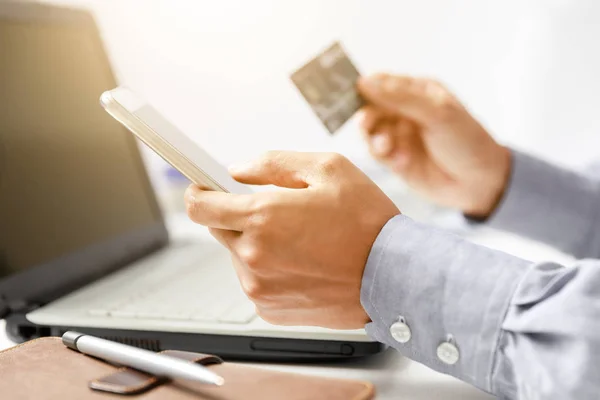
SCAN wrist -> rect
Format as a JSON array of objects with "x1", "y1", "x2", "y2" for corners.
[{"x1": 463, "y1": 146, "x2": 512, "y2": 220}]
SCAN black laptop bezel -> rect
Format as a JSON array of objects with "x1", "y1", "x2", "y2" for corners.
[{"x1": 0, "y1": 2, "x2": 168, "y2": 314}]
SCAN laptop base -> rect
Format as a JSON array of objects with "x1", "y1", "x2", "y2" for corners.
[{"x1": 5, "y1": 313, "x2": 385, "y2": 362}]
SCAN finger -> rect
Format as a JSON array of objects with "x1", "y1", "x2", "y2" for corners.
[
  {"x1": 185, "y1": 185, "x2": 252, "y2": 231},
  {"x1": 365, "y1": 121, "x2": 395, "y2": 159},
  {"x1": 389, "y1": 119, "x2": 432, "y2": 181},
  {"x1": 360, "y1": 105, "x2": 397, "y2": 158},
  {"x1": 371, "y1": 132, "x2": 394, "y2": 157},
  {"x1": 357, "y1": 73, "x2": 443, "y2": 123},
  {"x1": 359, "y1": 105, "x2": 386, "y2": 134},
  {"x1": 208, "y1": 227, "x2": 240, "y2": 250},
  {"x1": 389, "y1": 118, "x2": 417, "y2": 170},
  {"x1": 227, "y1": 253, "x2": 257, "y2": 296},
  {"x1": 229, "y1": 151, "x2": 330, "y2": 188}
]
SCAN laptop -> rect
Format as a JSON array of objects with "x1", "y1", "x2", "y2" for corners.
[{"x1": 0, "y1": 2, "x2": 383, "y2": 360}]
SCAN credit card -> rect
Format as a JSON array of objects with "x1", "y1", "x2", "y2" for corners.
[{"x1": 291, "y1": 42, "x2": 364, "y2": 134}]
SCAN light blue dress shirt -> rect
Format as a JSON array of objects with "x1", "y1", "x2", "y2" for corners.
[{"x1": 361, "y1": 150, "x2": 600, "y2": 399}]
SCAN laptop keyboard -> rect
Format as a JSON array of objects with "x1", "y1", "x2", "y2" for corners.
[{"x1": 85, "y1": 245, "x2": 257, "y2": 324}]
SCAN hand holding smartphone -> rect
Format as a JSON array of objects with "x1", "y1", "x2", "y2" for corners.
[{"x1": 100, "y1": 87, "x2": 252, "y2": 194}]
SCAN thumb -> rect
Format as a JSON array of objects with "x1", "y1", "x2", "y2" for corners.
[
  {"x1": 229, "y1": 151, "x2": 325, "y2": 188},
  {"x1": 357, "y1": 74, "x2": 441, "y2": 124}
]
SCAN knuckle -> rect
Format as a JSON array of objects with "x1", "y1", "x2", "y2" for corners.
[
  {"x1": 434, "y1": 99, "x2": 460, "y2": 122},
  {"x1": 248, "y1": 198, "x2": 274, "y2": 228},
  {"x1": 260, "y1": 150, "x2": 282, "y2": 168},
  {"x1": 423, "y1": 79, "x2": 458, "y2": 117},
  {"x1": 241, "y1": 279, "x2": 266, "y2": 302},
  {"x1": 238, "y1": 244, "x2": 265, "y2": 271},
  {"x1": 248, "y1": 216, "x2": 273, "y2": 241},
  {"x1": 318, "y1": 153, "x2": 348, "y2": 176},
  {"x1": 249, "y1": 196, "x2": 272, "y2": 216}
]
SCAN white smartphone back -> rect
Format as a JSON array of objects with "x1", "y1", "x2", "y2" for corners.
[{"x1": 100, "y1": 87, "x2": 252, "y2": 194}]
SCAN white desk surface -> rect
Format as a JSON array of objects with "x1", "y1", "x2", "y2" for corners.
[
  {"x1": 0, "y1": 212, "x2": 571, "y2": 399},
  {"x1": 0, "y1": 319, "x2": 491, "y2": 400}
]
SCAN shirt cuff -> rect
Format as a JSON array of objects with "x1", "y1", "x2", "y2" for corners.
[
  {"x1": 361, "y1": 214, "x2": 529, "y2": 393},
  {"x1": 482, "y1": 149, "x2": 600, "y2": 258}
]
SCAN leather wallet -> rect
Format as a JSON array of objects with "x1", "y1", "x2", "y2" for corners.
[{"x1": 0, "y1": 337, "x2": 375, "y2": 399}]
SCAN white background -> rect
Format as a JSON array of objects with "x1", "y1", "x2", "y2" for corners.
[
  {"x1": 4, "y1": 4, "x2": 596, "y2": 396},
  {"x1": 40, "y1": 0, "x2": 600, "y2": 204}
]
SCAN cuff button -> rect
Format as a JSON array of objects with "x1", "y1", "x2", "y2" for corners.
[
  {"x1": 437, "y1": 336, "x2": 460, "y2": 365},
  {"x1": 390, "y1": 316, "x2": 411, "y2": 344}
]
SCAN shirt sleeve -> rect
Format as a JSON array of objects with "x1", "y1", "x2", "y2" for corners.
[
  {"x1": 483, "y1": 150, "x2": 600, "y2": 259},
  {"x1": 361, "y1": 214, "x2": 600, "y2": 399}
]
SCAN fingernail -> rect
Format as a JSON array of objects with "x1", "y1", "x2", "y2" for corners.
[{"x1": 371, "y1": 133, "x2": 391, "y2": 155}]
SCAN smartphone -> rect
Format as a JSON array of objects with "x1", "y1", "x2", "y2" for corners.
[{"x1": 100, "y1": 87, "x2": 252, "y2": 194}]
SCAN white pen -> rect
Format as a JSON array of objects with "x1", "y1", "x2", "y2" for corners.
[{"x1": 62, "y1": 331, "x2": 224, "y2": 386}]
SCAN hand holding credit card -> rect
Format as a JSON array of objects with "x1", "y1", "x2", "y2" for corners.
[{"x1": 291, "y1": 42, "x2": 364, "y2": 134}]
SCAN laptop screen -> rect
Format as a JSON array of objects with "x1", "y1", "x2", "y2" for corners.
[{"x1": 0, "y1": 6, "x2": 164, "y2": 291}]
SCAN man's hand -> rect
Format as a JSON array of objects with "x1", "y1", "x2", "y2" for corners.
[
  {"x1": 357, "y1": 74, "x2": 511, "y2": 218},
  {"x1": 184, "y1": 151, "x2": 400, "y2": 329}
]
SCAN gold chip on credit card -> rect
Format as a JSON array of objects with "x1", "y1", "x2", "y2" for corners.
[{"x1": 290, "y1": 42, "x2": 365, "y2": 135}]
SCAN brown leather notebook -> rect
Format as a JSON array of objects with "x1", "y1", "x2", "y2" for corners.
[{"x1": 0, "y1": 337, "x2": 375, "y2": 400}]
